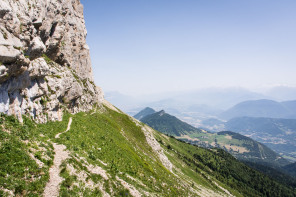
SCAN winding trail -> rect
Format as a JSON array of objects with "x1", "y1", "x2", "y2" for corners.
[
  {"x1": 55, "y1": 117, "x2": 73, "y2": 139},
  {"x1": 43, "y1": 117, "x2": 72, "y2": 197}
]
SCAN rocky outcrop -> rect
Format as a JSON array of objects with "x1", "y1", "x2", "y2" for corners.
[{"x1": 0, "y1": 0, "x2": 103, "y2": 122}]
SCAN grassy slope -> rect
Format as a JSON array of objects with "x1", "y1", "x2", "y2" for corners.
[{"x1": 0, "y1": 106, "x2": 295, "y2": 196}]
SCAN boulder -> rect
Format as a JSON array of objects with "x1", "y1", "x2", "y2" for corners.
[
  {"x1": 64, "y1": 81, "x2": 83, "y2": 102},
  {"x1": 27, "y1": 37, "x2": 46, "y2": 59},
  {"x1": 28, "y1": 58, "x2": 50, "y2": 79},
  {"x1": 0, "y1": 45, "x2": 21, "y2": 63}
]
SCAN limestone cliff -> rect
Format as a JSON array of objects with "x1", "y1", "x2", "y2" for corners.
[{"x1": 0, "y1": 0, "x2": 103, "y2": 122}]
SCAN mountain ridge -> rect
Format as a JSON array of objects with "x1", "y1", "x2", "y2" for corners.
[{"x1": 139, "y1": 109, "x2": 202, "y2": 136}]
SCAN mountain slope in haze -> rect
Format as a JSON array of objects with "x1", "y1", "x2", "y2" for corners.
[
  {"x1": 173, "y1": 87, "x2": 269, "y2": 110},
  {"x1": 282, "y1": 100, "x2": 296, "y2": 113},
  {"x1": 220, "y1": 99, "x2": 296, "y2": 120},
  {"x1": 201, "y1": 118, "x2": 226, "y2": 132},
  {"x1": 1, "y1": 105, "x2": 296, "y2": 197},
  {"x1": 133, "y1": 107, "x2": 156, "y2": 120},
  {"x1": 226, "y1": 117, "x2": 296, "y2": 161},
  {"x1": 140, "y1": 110, "x2": 202, "y2": 136}
]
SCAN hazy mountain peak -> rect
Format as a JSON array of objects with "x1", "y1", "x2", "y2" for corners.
[
  {"x1": 158, "y1": 110, "x2": 166, "y2": 116},
  {"x1": 133, "y1": 107, "x2": 156, "y2": 120}
]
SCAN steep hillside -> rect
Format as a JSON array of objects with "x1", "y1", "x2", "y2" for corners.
[
  {"x1": 242, "y1": 161, "x2": 296, "y2": 188},
  {"x1": 220, "y1": 99, "x2": 295, "y2": 120},
  {"x1": 226, "y1": 117, "x2": 296, "y2": 161},
  {"x1": 1, "y1": 105, "x2": 296, "y2": 196},
  {"x1": 133, "y1": 107, "x2": 156, "y2": 120},
  {"x1": 283, "y1": 162, "x2": 296, "y2": 178},
  {"x1": 282, "y1": 100, "x2": 296, "y2": 116},
  {"x1": 141, "y1": 110, "x2": 202, "y2": 136}
]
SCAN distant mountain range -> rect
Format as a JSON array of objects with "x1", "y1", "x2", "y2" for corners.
[
  {"x1": 134, "y1": 108, "x2": 290, "y2": 167},
  {"x1": 220, "y1": 99, "x2": 296, "y2": 120},
  {"x1": 174, "y1": 87, "x2": 269, "y2": 109},
  {"x1": 106, "y1": 87, "x2": 275, "y2": 113}
]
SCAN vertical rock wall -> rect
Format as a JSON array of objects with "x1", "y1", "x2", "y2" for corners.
[{"x1": 0, "y1": 0, "x2": 103, "y2": 122}]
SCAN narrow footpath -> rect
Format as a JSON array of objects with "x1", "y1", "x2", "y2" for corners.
[{"x1": 43, "y1": 117, "x2": 72, "y2": 197}]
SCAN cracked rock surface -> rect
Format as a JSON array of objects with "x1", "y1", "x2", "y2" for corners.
[{"x1": 0, "y1": 0, "x2": 104, "y2": 122}]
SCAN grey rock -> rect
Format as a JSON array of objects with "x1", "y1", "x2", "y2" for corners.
[
  {"x1": 28, "y1": 58, "x2": 50, "y2": 79},
  {"x1": 65, "y1": 82, "x2": 83, "y2": 102},
  {"x1": 7, "y1": 71, "x2": 30, "y2": 93},
  {"x1": 0, "y1": 0, "x2": 104, "y2": 122},
  {"x1": 0, "y1": 65, "x2": 9, "y2": 82},
  {"x1": 0, "y1": 1, "x2": 11, "y2": 16},
  {"x1": 27, "y1": 37, "x2": 46, "y2": 59},
  {"x1": 33, "y1": 19, "x2": 43, "y2": 29},
  {"x1": 0, "y1": 45, "x2": 21, "y2": 63},
  {"x1": 0, "y1": 88, "x2": 9, "y2": 113}
]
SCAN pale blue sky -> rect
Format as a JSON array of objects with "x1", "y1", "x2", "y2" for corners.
[{"x1": 81, "y1": 0, "x2": 296, "y2": 96}]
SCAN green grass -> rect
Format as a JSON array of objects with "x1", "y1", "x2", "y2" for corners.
[
  {"x1": 53, "y1": 109, "x2": 189, "y2": 196},
  {"x1": 1, "y1": 107, "x2": 296, "y2": 196},
  {"x1": 42, "y1": 54, "x2": 54, "y2": 64},
  {"x1": 0, "y1": 114, "x2": 53, "y2": 196}
]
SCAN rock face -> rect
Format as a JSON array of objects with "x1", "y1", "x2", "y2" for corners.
[{"x1": 0, "y1": 0, "x2": 103, "y2": 122}]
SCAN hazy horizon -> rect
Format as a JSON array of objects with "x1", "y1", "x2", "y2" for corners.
[
  {"x1": 82, "y1": 0, "x2": 296, "y2": 96},
  {"x1": 103, "y1": 85, "x2": 295, "y2": 98},
  {"x1": 103, "y1": 86, "x2": 296, "y2": 113}
]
